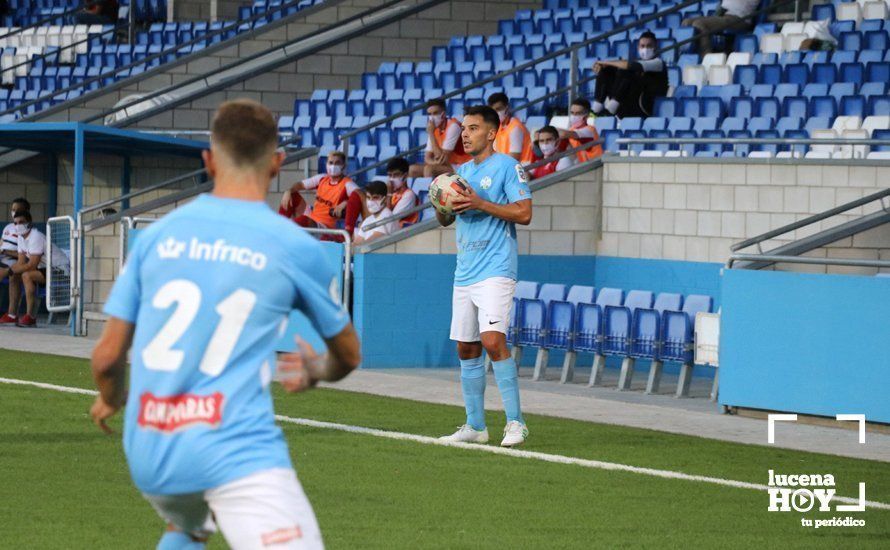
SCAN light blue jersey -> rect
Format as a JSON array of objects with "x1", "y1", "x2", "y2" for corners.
[
  {"x1": 104, "y1": 194, "x2": 349, "y2": 495},
  {"x1": 454, "y1": 152, "x2": 531, "y2": 286}
]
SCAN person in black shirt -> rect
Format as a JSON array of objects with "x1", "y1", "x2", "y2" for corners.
[{"x1": 591, "y1": 31, "x2": 669, "y2": 119}]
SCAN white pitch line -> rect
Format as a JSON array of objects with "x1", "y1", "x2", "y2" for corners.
[{"x1": 3, "y1": 376, "x2": 889, "y2": 511}]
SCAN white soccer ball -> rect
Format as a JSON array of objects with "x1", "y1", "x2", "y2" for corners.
[{"x1": 429, "y1": 173, "x2": 470, "y2": 216}]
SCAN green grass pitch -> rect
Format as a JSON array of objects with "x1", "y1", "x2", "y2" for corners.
[{"x1": 1, "y1": 350, "x2": 888, "y2": 549}]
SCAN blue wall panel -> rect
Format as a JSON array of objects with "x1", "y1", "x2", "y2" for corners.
[
  {"x1": 719, "y1": 269, "x2": 890, "y2": 423},
  {"x1": 594, "y1": 256, "x2": 723, "y2": 306}
]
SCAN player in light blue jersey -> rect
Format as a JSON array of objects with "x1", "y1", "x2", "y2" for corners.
[
  {"x1": 90, "y1": 100, "x2": 361, "y2": 550},
  {"x1": 436, "y1": 105, "x2": 532, "y2": 447}
]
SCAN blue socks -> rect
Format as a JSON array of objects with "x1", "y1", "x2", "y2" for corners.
[
  {"x1": 460, "y1": 356, "x2": 486, "y2": 430},
  {"x1": 157, "y1": 531, "x2": 205, "y2": 550},
  {"x1": 492, "y1": 357, "x2": 524, "y2": 424}
]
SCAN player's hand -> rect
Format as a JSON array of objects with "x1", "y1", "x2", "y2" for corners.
[
  {"x1": 90, "y1": 396, "x2": 121, "y2": 435},
  {"x1": 276, "y1": 337, "x2": 325, "y2": 393},
  {"x1": 331, "y1": 202, "x2": 347, "y2": 218},
  {"x1": 434, "y1": 151, "x2": 448, "y2": 165},
  {"x1": 451, "y1": 185, "x2": 484, "y2": 214}
]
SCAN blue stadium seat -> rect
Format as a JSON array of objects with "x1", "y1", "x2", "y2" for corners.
[
  {"x1": 865, "y1": 30, "x2": 889, "y2": 51},
  {"x1": 749, "y1": 84, "x2": 774, "y2": 98},
  {"x1": 859, "y1": 49, "x2": 884, "y2": 65},
  {"x1": 735, "y1": 34, "x2": 758, "y2": 54},
  {"x1": 810, "y1": 95, "x2": 837, "y2": 119},
  {"x1": 573, "y1": 303, "x2": 603, "y2": 355},
  {"x1": 730, "y1": 96, "x2": 754, "y2": 118},
  {"x1": 642, "y1": 117, "x2": 668, "y2": 132},
  {"x1": 654, "y1": 97, "x2": 677, "y2": 118},
  {"x1": 629, "y1": 292, "x2": 683, "y2": 363},
  {"x1": 566, "y1": 285, "x2": 595, "y2": 306},
  {"x1": 840, "y1": 95, "x2": 865, "y2": 117},
  {"x1": 594, "y1": 117, "x2": 617, "y2": 134},
  {"x1": 720, "y1": 117, "x2": 745, "y2": 132},
  {"x1": 867, "y1": 62, "x2": 890, "y2": 84},
  {"x1": 621, "y1": 117, "x2": 644, "y2": 131},
  {"x1": 727, "y1": 130, "x2": 752, "y2": 156},
  {"x1": 803, "y1": 83, "x2": 829, "y2": 99},
  {"x1": 733, "y1": 64, "x2": 757, "y2": 90},
  {"x1": 873, "y1": 129, "x2": 890, "y2": 151},
  {"x1": 602, "y1": 290, "x2": 653, "y2": 358},
  {"x1": 869, "y1": 95, "x2": 890, "y2": 116},
  {"x1": 672, "y1": 84, "x2": 697, "y2": 99},
  {"x1": 753, "y1": 129, "x2": 780, "y2": 154},
  {"x1": 783, "y1": 96, "x2": 809, "y2": 119},
  {"x1": 748, "y1": 116, "x2": 774, "y2": 133},
  {"x1": 840, "y1": 31, "x2": 861, "y2": 52},
  {"x1": 861, "y1": 82, "x2": 889, "y2": 99},
  {"x1": 811, "y1": 63, "x2": 837, "y2": 85},
  {"x1": 661, "y1": 294, "x2": 713, "y2": 365},
  {"x1": 805, "y1": 116, "x2": 832, "y2": 132},
  {"x1": 776, "y1": 116, "x2": 803, "y2": 135},
  {"x1": 693, "y1": 117, "x2": 718, "y2": 134},
  {"x1": 755, "y1": 97, "x2": 781, "y2": 119},
  {"x1": 829, "y1": 82, "x2": 856, "y2": 101},
  {"x1": 841, "y1": 62, "x2": 864, "y2": 83},
  {"x1": 811, "y1": 3, "x2": 834, "y2": 21},
  {"x1": 517, "y1": 299, "x2": 546, "y2": 348},
  {"x1": 779, "y1": 51, "x2": 802, "y2": 67},
  {"x1": 667, "y1": 117, "x2": 694, "y2": 133},
  {"x1": 783, "y1": 63, "x2": 809, "y2": 87},
  {"x1": 758, "y1": 63, "x2": 782, "y2": 85},
  {"x1": 831, "y1": 50, "x2": 856, "y2": 67}
]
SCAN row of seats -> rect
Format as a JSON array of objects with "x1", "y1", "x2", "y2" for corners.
[
  {"x1": 508, "y1": 281, "x2": 714, "y2": 396},
  {"x1": 652, "y1": 92, "x2": 890, "y2": 120},
  {"x1": 821, "y1": 0, "x2": 890, "y2": 28}
]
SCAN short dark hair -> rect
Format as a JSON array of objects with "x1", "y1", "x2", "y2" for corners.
[
  {"x1": 328, "y1": 150, "x2": 346, "y2": 162},
  {"x1": 366, "y1": 181, "x2": 388, "y2": 196},
  {"x1": 386, "y1": 157, "x2": 410, "y2": 174},
  {"x1": 537, "y1": 125, "x2": 559, "y2": 139},
  {"x1": 14, "y1": 210, "x2": 32, "y2": 224},
  {"x1": 638, "y1": 31, "x2": 656, "y2": 43},
  {"x1": 487, "y1": 92, "x2": 509, "y2": 107},
  {"x1": 11, "y1": 197, "x2": 30, "y2": 212},
  {"x1": 427, "y1": 97, "x2": 446, "y2": 111},
  {"x1": 211, "y1": 99, "x2": 278, "y2": 169},
  {"x1": 463, "y1": 105, "x2": 501, "y2": 130},
  {"x1": 571, "y1": 98, "x2": 591, "y2": 112}
]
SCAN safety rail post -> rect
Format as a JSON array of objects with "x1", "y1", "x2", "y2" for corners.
[
  {"x1": 46, "y1": 216, "x2": 76, "y2": 319},
  {"x1": 568, "y1": 49, "x2": 578, "y2": 108}
]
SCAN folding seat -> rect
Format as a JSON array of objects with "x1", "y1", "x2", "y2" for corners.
[
  {"x1": 759, "y1": 33, "x2": 784, "y2": 54},
  {"x1": 729, "y1": 95, "x2": 754, "y2": 118},
  {"x1": 682, "y1": 64, "x2": 707, "y2": 88},
  {"x1": 839, "y1": 31, "x2": 861, "y2": 51},
  {"x1": 775, "y1": 116, "x2": 803, "y2": 135},
  {"x1": 277, "y1": 115, "x2": 294, "y2": 134},
  {"x1": 667, "y1": 117, "x2": 694, "y2": 134},
  {"x1": 867, "y1": 61, "x2": 890, "y2": 84},
  {"x1": 758, "y1": 63, "x2": 782, "y2": 84},
  {"x1": 805, "y1": 116, "x2": 832, "y2": 133},
  {"x1": 661, "y1": 294, "x2": 713, "y2": 397},
  {"x1": 810, "y1": 95, "x2": 838, "y2": 119},
  {"x1": 641, "y1": 117, "x2": 667, "y2": 134},
  {"x1": 831, "y1": 50, "x2": 856, "y2": 69},
  {"x1": 868, "y1": 95, "x2": 890, "y2": 116},
  {"x1": 872, "y1": 129, "x2": 890, "y2": 151},
  {"x1": 533, "y1": 284, "x2": 597, "y2": 382},
  {"x1": 672, "y1": 84, "x2": 697, "y2": 99},
  {"x1": 802, "y1": 83, "x2": 829, "y2": 100},
  {"x1": 802, "y1": 50, "x2": 830, "y2": 68},
  {"x1": 736, "y1": 34, "x2": 759, "y2": 54},
  {"x1": 753, "y1": 129, "x2": 781, "y2": 154},
  {"x1": 594, "y1": 290, "x2": 653, "y2": 390},
  {"x1": 513, "y1": 283, "x2": 565, "y2": 363},
  {"x1": 783, "y1": 33, "x2": 808, "y2": 51},
  {"x1": 654, "y1": 97, "x2": 677, "y2": 118},
  {"x1": 748, "y1": 116, "x2": 774, "y2": 133},
  {"x1": 720, "y1": 117, "x2": 745, "y2": 133},
  {"x1": 749, "y1": 83, "x2": 774, "y2": 98},
  {"x1": 755, "y1": 96, "x2": 781, "y2": 119},
  {"x1": 865, "y1": 30, "x2": 889, "y2": 51},
  {"x1": 860, "y1": 81, "x2": 888, "y2": 100},
  {"x1": 811, "y1": 3, "x2": 835, "y2": 21},
  {"x1": 783, "y1": 62, "x2": 809, "y2": 86},
  {"x1": 569, "y1": 287, "x2": 622, "y2": 387},
  {"x1": 593, "y1": 116, "x2": 617, "y2": 135},
  {"x1": 752, "y1": 52, "x2": 779, "y2": 66},
  {"x1": 781, "y1": 22, "x2": 805, "y2": 37},
  {"x1": 810, "y1": 62, "x2": 837, "y2": 85},
  {"x1": 861, "y1": 115, "x2": 890, "y2": 136},
  {"x1": 782, "y1": 95, "x2": 809, "y2": 119},
  {"x1": 840, "y1": 61, "x2": 864, "y2": 84},
  {"x1": 706, "y1": 64, "x2": 732, "y2": 86},
  {"x1": 832, "y1": 115, "x2": 862, "y2": 133},
  {"x1": 836, "y1": 3, "x2": 862, "y2": 27},
  {"x1": 839, "y1": 95, "x2": 865, "y2": 118},
  {"x1": 859, "y1": 49, "x2": 884, "y2": 65},
  {"x1": 829, "y1": 82, "x2": 856, "y2": 102},
  {"x1": 732, "y1": 64, "x2": 757, "y2": 90},
  {"x1": 809, "y1": 128, "x2": 839, "y2": 156}
]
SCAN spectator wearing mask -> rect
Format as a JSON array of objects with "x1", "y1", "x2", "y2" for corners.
[
  {"x1": 278, "y1": 151, "x2": 361, "y2": 233},
  {"x1": 592, "y1": 31, "x2": 668, "y2": 119},
  {"x1": 410, "y1": 98, "x2": 471, "y2": 178},
  {"x1": 1, "y1": 197, "x2": 29, "y2": 276},
  {"x1": 556, "y1": 98, "x2": 603, "y2": 161},
  {"x1": 353, "y1": 181, "x2": 398, "y2": 245},
  {"x1": 682, "y1": 0, "x2": 759, "y2": 55},
  {"x1": 0, "y1": 211, "x2": 70, "y2": 327},
  {"x1": 487, "y1": 93, "x2": 535, "y2": 164},
  {"x1": 386, "y1": 157, "x2": 418, "y2": 227},
  {"x1": 529, "y1": 126, "x2": 576, "y2": 180},
  {"x1": 75, "y1": 0, "x2": 120, "y2": 24}
]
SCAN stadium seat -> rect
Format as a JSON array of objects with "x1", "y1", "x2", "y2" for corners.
[
  {"x1": 629, "y1": 292, "x2": 684, "y2": 394},
  {"x1": 759, "y1": 33, "x2": 784, "y2": 54},
  {"x1": 586, "y1": 287, "x2": 624, "y2": 387},
  {"x1": 603, "y1": 290, "x2": 654, "y2": 391},
  {"x1": 662, "y1": 294, "x2": 713, "y2": 397}
]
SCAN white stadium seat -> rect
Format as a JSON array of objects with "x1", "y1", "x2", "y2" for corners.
[
  {"x1": 747, "y1": 151, "x2": 774, "y2": 158},
  {"x1": 861, "y1": 116, "x2": 890, "y2": 136},
  {"x1": 708, "y1": 65, "x2": 733, "y2": 86},
  {"x1": 638, "y1": 150, "x2": 664, "y2": 157},
  {"x1": 664, "y1": 150, "x2": 685, "y2": 157},
  {"x1": 548, "y1": 115, "x2": 569, "y2": 130},
  {"x1": 862, "y1": 1, "x2": 888, "y2": 20},
  {"x1": 832, "y1": 116, "x2": 862, "y2": 132},
  {"x1": 682, "y1": 65, "x2": 707, "y2": 88},
  {"x1": 836, "y1": 2, "x2": 862, "y2": 27},
  {"x1": 804, "y1": 150, "x2": 833, "y2": 159},
  {"x1": 726, "y1": 52, "x2": 752, "y2": 72},
  {"x1": 776, "y1": 151, "x2": 803, "y2": 158},
  {"x1": 866, "y1": 151, "x2": 890, "y2": 159},
  {"x1": 701, "y1": 53, "x2": 727, "y2": 72},
  {"x1": 783, "y1": 33, "x2": 809, "y2": 51},
  {"x1": 780, "y1": 22, "x2": 806, "y2": 36},
  {"x1": 810, "y1": 129, "x2": 839, "y2": 155},
  {"x1": 759, "y1": 33, "x2": 784, "y2": 54},
  {"x1": 839, "y1": 129, "x2": 870, "y2": 159}
]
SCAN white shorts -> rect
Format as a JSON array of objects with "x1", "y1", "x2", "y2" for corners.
[
  {"x1": 450, "y1": 276, "x2": 516, "y2": 342},
  {"x1": 143, "y1": 468, "x2": 323, "y2": 550}
]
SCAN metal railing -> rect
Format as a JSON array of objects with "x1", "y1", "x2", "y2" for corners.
[
  {"x1": 726, "y1": 254, "x2": 890, "y2": 269},
  {"x1": 46, "y1": 215, "x2": 75, "y2": 313},
  {"x1": 615, "y1": 137, "x2": 890, "y2": 157}
]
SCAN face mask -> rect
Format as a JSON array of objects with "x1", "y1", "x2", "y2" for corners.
[
  {"x1": 569, "y1": 114, "x2": 585, "y2": 128},
  {"x1": 496, "y1": 109, "x2": 508, "y2": 123},
  {"x1": 15, "y1": 223, "x2": 28, "y2": 236},
  {"x1": 428, "y1": 113, "x2": 444, "y2": 126},
  {"x1": 327, "y1": 163, "x2": 343, "y2": 177},
  {"x1": 367, "y1": 198, "x2": 385, "y2": 214},
  {"x1": 389, "y1": 176, "x2": 406, "y2": 190},
  {"x1": 539, "y1": 142, "x2": 557, "y2": 157},
  {"x1": 638, "y1": 47, "x2": 655, "y2": 61}
]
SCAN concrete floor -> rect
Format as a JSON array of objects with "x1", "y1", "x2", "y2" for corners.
[{"x1": 1, "y1": 328, "x2": 888, "y2": 463}]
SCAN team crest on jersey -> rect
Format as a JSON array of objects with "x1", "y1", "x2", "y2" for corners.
[
  {"x1": 138, "y1": 392, "x2": 224, "y2": 432},
  {"x1": 480, "y1": 176, "x2": 493, "y2": 190},
  {"x1": 157, "y1": 237, "x2": 186, "y2": 259},
  {"x1": 515, "y1": 163, "x2": 529, "y2": 183}
]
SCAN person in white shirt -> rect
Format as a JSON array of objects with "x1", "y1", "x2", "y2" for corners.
[
  {"x1": 683, "y1": 0, "x2": 760, "y2": 55},
  {"x1": 353, "y1": 181, "x2": 398, "y2": 245},
  {"x1": 0, "y1": 211, "x2": 70, "y2": 327},
  {"x1": 1, "y1": 197, "x2": 29, "y2": 276}
]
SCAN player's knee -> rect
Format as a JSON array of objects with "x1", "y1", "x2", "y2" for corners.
[
  {"x1": 157, "y1": 530, "x2": 206, "y2": 550},
  {"x1": 456, "y1": 341, "x2": 482, "y2": 359},
  {"x1": 480, "y1": 333, "x2": 508, "y2": 360}
]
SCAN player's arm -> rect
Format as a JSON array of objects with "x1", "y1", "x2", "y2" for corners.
[
  {"x1": 90, "y1": 317, "x2": 135, "y2": 433},
  {"x1": 453, "y1": 190, "x2": 532, "y2": 225},
  {"x1": 10, "y1": 252, "x2": 40, "y2": 274}
]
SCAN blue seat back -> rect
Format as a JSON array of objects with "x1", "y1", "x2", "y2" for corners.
[
  {"x1": 595, "y1": 287, "x2": 623, "y2": 308},
  {"x1": 630, "y1": 309, "x2": 660, "y2": 359},
  {"x1": 683, "y1": 294, "x2": 713, "y2": 316},
  {"x1": 517, "y1": 299, "x2": 546, "y2": 346},
  {"x1": 653, "y1": 292, "x2": 683, "y2": 312},
  {"x1": 573, "y1": 303, "x2": 602, "y2": 353},
  {"x1": 566, "y1": 285, "x2": 595, "y2": 305},
  {"x1": 515, "y1": 280, "x2": 539, "y2": 301},
  {"x1": 661, "y1": 311, "x2": 693, "y2": 363},
  {"x1": 538, "y1": 283, "x2": 566, "y2": 305},
  {"x1": 545, "y1": 301, "x2": 574, "y2": 349},
  {"x1": 623, "y1": 290, "x2": 654, "y2": 313}
]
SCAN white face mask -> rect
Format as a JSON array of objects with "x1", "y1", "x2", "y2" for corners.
[
  {"x1": 389, "y1": 176, "x2": 406, "y2": 190},
  {"x1": 327, "y1": 163, "x2": 343, "y2": 177},
  {"x1": 569, "y1": 114, "x2": 585, "y2": 128},
  {"x1": 638, "y1": 47, "x2": 656, "y2": 61},
  {"x1": 367, "y1": 198, "x2": 385, "y2": 214},
  {"x1": 15, "y1": 223, "x2": 28, "y2": 236},
  {"x1": 428, "y1": 113, "x2": 444, "y2": 126},
  {"x1": 539, "y1": 142, "x2": 557, "y2": 157}
]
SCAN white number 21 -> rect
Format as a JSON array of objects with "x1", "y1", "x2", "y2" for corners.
[{"x1": 142, "y1": 279, "x2": 257, "y2": 375}]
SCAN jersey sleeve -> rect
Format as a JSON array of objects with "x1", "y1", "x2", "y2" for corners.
[
  {"x1": 441, "y1": 122, "x2": 461, "y2": 151},
  {"x1": 392, "y1": 189, "x2": 416, "y2": 217},
  {"x1": 301, "y1": 174, "x2": 324, "y2": 190},
  {"x1": 29, "y1": 232, "x2": 47, "y2": 257},
  {"x1": 504, "y1": 159, "x2": 532, "y2": 203},
  {"x1": 508, "y1": 125, "x2": 524, "y2": 154},
  {"x1": 103, "y1": 233, "x2": 144, "y2": 323},
  {"x1": 575, "y1": 126, "x2": 597, "y2": 139},
  {"x1": 292, "y1": 240, "x2": 350, "y2": 339}
]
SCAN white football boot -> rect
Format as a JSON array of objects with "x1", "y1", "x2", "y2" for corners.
[
  {"x1": 439, "y1": 424, "x2": 489, "y2": 444},
  {"x1": 500, "y1": 421, "x2": 529, "y2": 447}
]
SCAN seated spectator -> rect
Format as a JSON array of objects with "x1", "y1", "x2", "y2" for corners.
[
  {"x1": 353, "y1": 181, "x2": 398, "y2": 245},
  {"x1": 529, "y1": 126, "x2": 576, "y2": 179},
  {"x1": 682, "y1": 0, "x2": 758, "y2": 55},
  {"x1": 0, "y1": 211, "x2": 70, "y2": 327},
  {"x1": 487, "y1": 92, "x2": 535, "y2": 163},
  {"x1": 410, "y1": 98, "x2": 470, "y2": 178},
  {"x1": 592, "y1": 31, "x2": 668, "y2": 119},
  {"x1": 278, "y1": 151, "x2": 362, "y2": 234},
  {"x1": 75, "y1": 0, "x2": 120, "y2": 25},
  {"x1": 1, "y1": 197, "x2": 29, "y2": 275},
  {"x1": 557, "y1": 98, "x2": 603, "y2": 161},
  {"x1": 800, "y1": 19, "x2": 839, "y2": 52},
  {"x1": 386, "y1": 157, "x2": 419, "y2": 227}
]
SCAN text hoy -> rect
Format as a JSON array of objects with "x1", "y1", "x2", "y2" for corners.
[{"x1": 767, "y1": 470, "x2": 866, "y2": 513}]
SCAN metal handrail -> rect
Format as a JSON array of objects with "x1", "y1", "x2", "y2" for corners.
[
  {"x1": 0, "y1": 0, "x2": 321, "y2": 118},
  {"x1": 618, "y1": 138, "x2": 890, "y2": 146},
  {"x1": 338, "y1": 0, "x2": 705, "y2": 143},
  {"x1": 727, "y1": 253, "x2": 890, "y2": 269},
  {"x1": 730, "y1": 188, "x2": 890, "y2": 252}
]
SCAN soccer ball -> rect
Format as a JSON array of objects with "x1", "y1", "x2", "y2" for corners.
[{"x1": 429, "y1": 174, "x2": 469, "y2": 216}]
